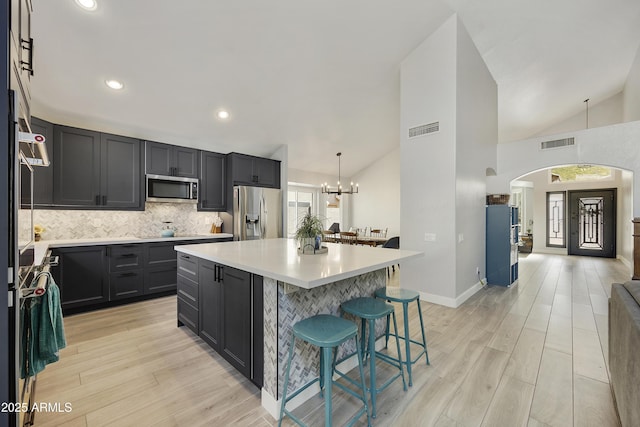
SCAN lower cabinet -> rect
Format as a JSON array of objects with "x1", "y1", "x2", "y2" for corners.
[
  {"x1": 52, "y1": 238, "x2": 231, "y2": 312},
  {"x1": 52, "y1": 246, "x2": 109, "y2": 309},
  {"x1": 177, "y1": 257, "x2": 263, "y2": 387},
  {"x1": 198, "y1": 260, "x2": 221, "y2": 349}
]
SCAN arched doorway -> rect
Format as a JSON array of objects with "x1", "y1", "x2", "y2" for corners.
[{"x1": 510, "y1": 164, "x2": 633, "y2": 263}]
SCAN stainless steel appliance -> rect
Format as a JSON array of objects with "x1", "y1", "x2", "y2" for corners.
[
  {"x1": 146, "y1": 174, "x2": 198, "y2": 203},
  {"x1": 233, "y1": 186, "x2": 282, "y2": 240}
]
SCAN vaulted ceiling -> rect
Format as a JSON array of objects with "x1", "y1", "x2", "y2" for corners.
[{"x1": 31, "y1": 0, "x2": 640, "y2": 177}]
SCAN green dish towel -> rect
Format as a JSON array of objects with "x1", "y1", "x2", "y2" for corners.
[{"x1": 21, "y1": 272, "x2": 67, "y2": 379}]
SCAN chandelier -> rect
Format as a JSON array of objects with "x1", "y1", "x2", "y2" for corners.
[{"x1": 321, "y1": 152, "x2": 358, "y2": 195}]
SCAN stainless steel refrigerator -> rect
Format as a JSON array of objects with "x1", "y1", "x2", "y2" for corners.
[{"x1": 233, "y1": 186, "x2": 283, "y2": 240}]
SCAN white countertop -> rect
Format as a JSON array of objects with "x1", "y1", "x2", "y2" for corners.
[
  {"x1": 30, "y1": 234, "x2": 233, "y2": 266},
  {"x1": 175, "y1": 238, "x2": 423, "y2": 289}
]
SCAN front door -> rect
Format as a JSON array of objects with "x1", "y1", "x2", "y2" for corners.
[{"x1": 568, "y1": 189, "x2": 616, "y2": 258}]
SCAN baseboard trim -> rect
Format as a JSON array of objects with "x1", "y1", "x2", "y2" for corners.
[
  {"x1": 418, "y1": 280, "x2": 485, "y2": 308},
  {"x1": 617, "y1": 254, "x2": 632, "y2": 270}
]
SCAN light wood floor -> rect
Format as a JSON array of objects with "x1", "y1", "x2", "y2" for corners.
[{"x1": 34, "y1": 254, "x2": 627, "y2": 426}]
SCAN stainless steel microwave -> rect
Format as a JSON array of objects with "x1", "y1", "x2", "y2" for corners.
[{"x1": 146, "y1": 174, "x2": 198, "y2": 203}]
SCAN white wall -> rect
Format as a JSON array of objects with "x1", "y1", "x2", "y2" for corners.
[
  {"x1": 535, "y1": 92, "x2": 623, "y2": 138},
  {"x1": 624, "y1": 45, "x2": 640, "y2": 122},
  {"x1": 621, "y1": 170, "x2": 634, "y2": 268},
  {"x1": 489, "y1": 121, "x2": 640, "y2": 216},
  {"x1": 401, "y1": 14, "x2": 458, "y2": 302},
  {"x1": 454, "y1": 19, "x2": 498, "y2": 298},
  {"x1": 350, "y1": 147, "x2": 400, "y2": 237},
  {"x1": 400, "y1": 14, "x2": 497, "y2": 307}
]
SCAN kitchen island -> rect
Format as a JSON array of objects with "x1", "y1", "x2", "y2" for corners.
[{"x1": 174, "y1": 238, "x2": 422, "y2": 418}]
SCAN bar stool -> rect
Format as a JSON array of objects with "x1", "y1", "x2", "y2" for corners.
[
  {"x1": 375, "y1": 287, "x2": 429, "y2": 386},
  {"x1": 340, "y1": 297, "x2": 407, "y2": 418},
  {"x1": 279, "y1": 314, "x2": 370, "y2": 427}
]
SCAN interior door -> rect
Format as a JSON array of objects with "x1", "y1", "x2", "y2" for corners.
[{"x1": 568, "y1": 189, "x2": 616, "y2": 258}]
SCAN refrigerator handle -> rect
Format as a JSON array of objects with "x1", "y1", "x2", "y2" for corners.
[{"x1": 260, "y1": 193, "x2": 266, "y2": 238}]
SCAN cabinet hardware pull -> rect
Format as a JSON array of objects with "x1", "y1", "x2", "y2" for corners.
[
  {"x1": 20, "y1": 38, "x2": 34, "y2": 76},
  {"x1": 120, "y1": 254, "x2": 137, "y2": 258},
  {"x1": 181, "y1": 255, "x2": 190, "y2": 259},
  {"x1": 95, "y1": 195, "x2": 100, "y2": 205},
  {"x1": 102, "y1": 195, "x2": 107, "y2": 205},
  {"x1": 119, "y1": 272, "x2": 137, "y2": 278}
]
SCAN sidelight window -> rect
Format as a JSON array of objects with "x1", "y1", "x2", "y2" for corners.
[{"x1": 546, "y1": 191, "x2": 566, "y2": 247}]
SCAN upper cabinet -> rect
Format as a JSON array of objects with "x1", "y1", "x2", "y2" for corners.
[
  {"x1": 228, "y1": 153, "x2": 280, "y2": 189},
  {"x1": 145, "y1": 141, "x2": 199, "y2": 179},
  {"x1": 53, "y1": 125, "x2": 142, "y2": 210},
  {"x1": 22, "y1": 117, "x2": 54, "y2": 207},
  {"x1": 10, "y1": 0, "x2": 34, "y2": 127},
  {"x1": 199, "y1": 151, "x2": 226, "y2": 211}
]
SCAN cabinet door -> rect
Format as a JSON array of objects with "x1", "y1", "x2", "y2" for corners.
[
  {"x1": 174, "y1": 147, "x2": 199, "y2": 178},
  {"x1": 110, "y1": 270, "x2": 144, "y2": 300},
  {"x1": 52, "y1": 246, "x2": 108, "y2": 309},
  {"x1": 53, "y1": 125, "x2": 101, "y2": 206},
  {"x1": 254, "y1": 157, "x2": 280, "y2": 188},
  {"x1": 100, "y1": 133, "x2": 142, "y2": 209},
  {"x1": 199, "y1": 151, "x2": 226, "y2": 211},
  {"x1": 145, "y1": 141, "x2": 172, "y2": 176},
  {"x1": 199, "y1": 261, "x2": 221, "y2": 350},
  {"x1": 230, "y1": 153, "x2": 255, "y2": 185},
  {"x1": 22, "y1": 116, "x2": 54, "y2": 207},
  {"x1": 220, "y1": 265, "x2": 251, "y2": 376}
]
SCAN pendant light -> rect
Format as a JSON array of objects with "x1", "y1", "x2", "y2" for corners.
[{"x1": 321, "y1": 153, "x2": 358, "y2": 195}]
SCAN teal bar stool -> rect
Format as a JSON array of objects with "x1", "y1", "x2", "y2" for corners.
[
  {"x1": 279, "y1": 314, "x2": 370, "y2": 427},
  {"x1": 375, "y1": 287, "x2": 429, "y2": 386},
  {"x1": 340, "y1": 297, "x2": 407, "y2": 418}
]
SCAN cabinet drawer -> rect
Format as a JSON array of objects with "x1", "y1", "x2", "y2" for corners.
[
  {"x1": 145, "y1": 242, "x2": 178, "y2": 267},
  {"x1": 109, "y1": 245, "x2": 144, "y2": 272},
  {"x1": 177, "y1": 274, "x2": 198, "y2": 306},
  {"x1": 178, "y1": 296, "x2": 199, "y2": 335},
  {"x1": 110, "y1": 269, "x2": 144, "y2": 300},
  {"x1": 144, "y1": 266, "x2": 177, "y2": 294},
  {"x1": 177, "y1": 254, "x2": 198, "y2": 281}
]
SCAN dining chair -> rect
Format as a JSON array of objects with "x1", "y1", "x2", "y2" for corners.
[
  {"x1": 339, "y1": 231, "x2": 358, "y2": 245},
  {"x1": 370, "y1": 228, "x2": 388, "y2": 238},
  {"x1": 381, "y1": 236, "x2": 400, "y2": 276},
  {"x1": 322, "y1": 230, "x2": 337, "y2": 243}
]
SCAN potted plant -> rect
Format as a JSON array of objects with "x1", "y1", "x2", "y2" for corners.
[{"x1": 295, "y1": 212, "x2": 324, "y2": 253}]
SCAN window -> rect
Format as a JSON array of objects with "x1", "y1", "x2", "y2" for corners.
[
  {"x1": 287, "y1": 187, "x2": 316, "y2": 238},
  {"x1": 546, "y1": 191, "x2": 565, "y2": 247}
]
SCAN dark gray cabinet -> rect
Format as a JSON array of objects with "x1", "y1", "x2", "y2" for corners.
[
  {"x1": 108, "y1": 244, "x2": 144, "y2": 300},
  {"x1": 145, "y1": 141, "x2": 199, "y2": 178},
  {"x1": 10, "y1": 0, "x2": 33, "y2": 126},
  {"x1": 144, "y1": 241, "x2": 178, "y2": 295},
  {"x1": 53, "y1": 125, "x2": 142, "y2": 210},
  {"x1": 228, "y1": 153, "x2": 280, "y2": 188},
  {"x1": 221, "y1": 265, "x2": 251, "y2": 377},
  {"x1": 177, "y1": 253, "x2": 199, "y2": 334},
  {"x1": 52, "y1": 246, "x2": 108, "y2": 309},
  {"x1": 198, "y1": 260, "x2": 221, "y2": 349},
  {"x1": 176, "y1": 257, "x2": 263, "y2": 387},
  {"x1": 486, "y1": 205, "x2": 519, "y2": 287},
  {"x1": 21, "y1": 116, "x2": 54, "y2": 207},
  {"x1": 199, "y1": 151, "x2": 226, "y2": 211}
]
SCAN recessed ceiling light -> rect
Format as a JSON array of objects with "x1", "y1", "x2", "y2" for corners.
[
  {"x1": 217, "y1": 110, "x2": 230, "y2": 120},
  {"x1": 75, "y1": 0, "x2": 97, "y2": 11},
  {"x1": 105, "y1": 79, "x2": 124, "y2": 90}
]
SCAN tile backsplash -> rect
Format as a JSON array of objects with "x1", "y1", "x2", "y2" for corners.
[{"x1": 33, "y1": 203, "x2": 232, "y2": 240}]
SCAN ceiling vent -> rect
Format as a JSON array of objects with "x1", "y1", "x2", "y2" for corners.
[
  {"x1": 408, "y1": 121, "x2": 439, "y2": 138},
  {"x1": 540, "y1": 137, "x2": 575, "y2": 150}
]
